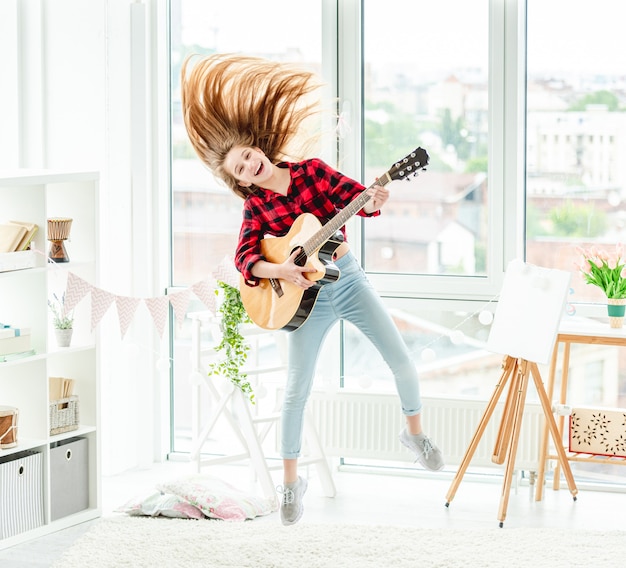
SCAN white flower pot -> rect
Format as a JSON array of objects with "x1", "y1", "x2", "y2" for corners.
[{"x1": 54, "y1": 328, "x2": 73, "y2": 348}]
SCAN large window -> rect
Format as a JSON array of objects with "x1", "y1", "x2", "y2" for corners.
[
  {"x1": 168, "y1": 1, "x2": 626, "y2": 488},
  {"x1": 169, "y1": 0, "x2": 499, "y2": 454},
  {"x1": 363, "y1": 1, "x2": 489, "y2": 277},
  {"x1": 525, "y1": 0, "x2": 626, "y2": 484}
]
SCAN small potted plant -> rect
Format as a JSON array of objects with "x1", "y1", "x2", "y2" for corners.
[
  {"x1": 48, "y1": 292, "x2": 74, "y2": 347},
  {"x1": 577, "y1": 243, "x2": 626, "y2": 328}
]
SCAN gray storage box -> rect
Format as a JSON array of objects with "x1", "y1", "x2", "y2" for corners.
[
  {"x1": 50, "y1": 437, "x2": 89, "y2": 521},
  {"x1": 0, "y1": 450, "x2": 44, "y2": 539}
]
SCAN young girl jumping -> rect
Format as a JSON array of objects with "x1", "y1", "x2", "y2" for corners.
[{"x1": 181, "y1": 53, "x2": 444, "y2": 526}]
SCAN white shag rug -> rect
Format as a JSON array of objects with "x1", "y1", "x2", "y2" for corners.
[{"x1": 52, "y1": 516, "x2": 626, "y2": 568}]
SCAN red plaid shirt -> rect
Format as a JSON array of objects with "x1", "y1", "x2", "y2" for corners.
[{"x1": 236, "y1": 158, "x2": 378, "y2": 285}]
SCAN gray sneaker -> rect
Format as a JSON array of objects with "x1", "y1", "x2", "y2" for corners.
[
  {"x1": 399, "y1": 428, "x2": 445, "y2": 471},
  {"x1": 278, "y1": 476, "x2": 308, "y2": 526}
]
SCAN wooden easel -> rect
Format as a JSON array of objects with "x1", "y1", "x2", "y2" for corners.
[{"x1": 444, "y1": 354, "x2": 579, "y2": 527}]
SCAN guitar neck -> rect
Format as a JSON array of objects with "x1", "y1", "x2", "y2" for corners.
[{"x1": 303, "y1": 171, "x2": 393, "y2": 256}]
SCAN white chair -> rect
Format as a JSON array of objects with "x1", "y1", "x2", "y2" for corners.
[{"x1": 188, "y1": 311, "x2": 336, "y2": 508}]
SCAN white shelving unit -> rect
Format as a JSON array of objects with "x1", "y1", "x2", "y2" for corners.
[{"x1": 0, "y1": 170, "x2": 100, "y2": 549}]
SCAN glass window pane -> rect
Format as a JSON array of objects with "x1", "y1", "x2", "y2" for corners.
[
  {"x1": 342, "y1": 299, "x2": 500, "y2": 400},
  {"x1": 526, "y1": 0, "x2": 626, "y2": 306},
  {"x1": 170, "y1": 0, "x2": 323, "y2": 452},
  {"x1": 526, "y1": 0, "x2": 626, "y2": 488},
  {"x1": 362, "y1": 0, "x2": 489, "y2": 276},
  {"x1": 170, "y1": 0, "x2": 323, "y2": 287}
]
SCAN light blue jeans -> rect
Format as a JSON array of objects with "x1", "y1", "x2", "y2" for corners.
[{"x1": 281, "y1": 251, "x2": 422, "y2": 459}]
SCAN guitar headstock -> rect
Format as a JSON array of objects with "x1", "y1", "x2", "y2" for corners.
[{"x1": 388, "y1": 147, "x2": 429, "y2": 182}]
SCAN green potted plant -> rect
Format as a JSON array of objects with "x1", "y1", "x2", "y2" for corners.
[
  {"x1": 577, "y1": 243, "x2": 626, "y2": 328},
  {"x1": 48, "y1": 292, "x2": 74, "y2": 347},
  {"x1": 207, "y1": 281, "x2": 255, "y2": 403}
]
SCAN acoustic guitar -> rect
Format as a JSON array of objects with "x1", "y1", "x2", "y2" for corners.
[{"x1": 239, "y1": 147, "x2": 429, "y2": 331}]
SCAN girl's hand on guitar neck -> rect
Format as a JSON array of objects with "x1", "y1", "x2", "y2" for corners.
[{"x1": 362, "y1": 184, "x2": 389, "y2": 214}]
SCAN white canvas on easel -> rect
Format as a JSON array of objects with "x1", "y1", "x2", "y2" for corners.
[{"x1": 486, "y1": 259, "x2": 570, "y2": 365}]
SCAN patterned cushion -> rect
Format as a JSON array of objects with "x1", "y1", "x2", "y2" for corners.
[
  {"x1": 116, "y1": 491, "x2": 205, "y2": 519},
  {"x1": 156, "y1": 474, "x2": 275, "y2": 521}
]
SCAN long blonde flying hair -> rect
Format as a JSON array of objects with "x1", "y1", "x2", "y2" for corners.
[{"x1": 181, "y1": 53, "x2": 324, "y2": 199}]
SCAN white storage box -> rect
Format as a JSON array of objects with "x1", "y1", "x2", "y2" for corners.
[{"x1": 0, "y1": 450, "x2": 44, "y2": 539}]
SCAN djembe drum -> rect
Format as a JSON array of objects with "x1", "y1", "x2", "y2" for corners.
[
  {"x1": 47, "y1": 217, "x2": 73, "y2": 263},
  {"x1": 0, "y1": 406, "x2": 18, "y2": 449}
]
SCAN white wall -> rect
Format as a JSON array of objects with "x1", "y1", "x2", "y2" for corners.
[{"x1": 1, "y1": 0, "x2": 170, "y2": 475}]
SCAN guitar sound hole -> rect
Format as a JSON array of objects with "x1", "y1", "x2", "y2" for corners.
[{"x1": 293, "y1": 247, "x2": 307, "y2": 267}]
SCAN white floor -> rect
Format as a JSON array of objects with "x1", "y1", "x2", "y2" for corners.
[{"x1": 2, "y1": 458, "x2": 626, "y2": 567}]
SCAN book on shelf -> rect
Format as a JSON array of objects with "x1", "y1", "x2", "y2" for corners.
[
  {"x1": 49, "y1": 377, "x2": 75, "y2": 401},
  {"x1": 0, "y1": 220, "x2": 38, "y2": 253},
  {"x1": 0, "y1": 223, "x2": 27, "y2": 253},
  {"x1": 9, "y1": 220, "x2": 39, "y2": 251}
]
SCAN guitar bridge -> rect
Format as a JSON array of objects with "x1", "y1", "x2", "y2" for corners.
[{"x1": 269, "y1": 278, "x2": 284, "y2": 298}]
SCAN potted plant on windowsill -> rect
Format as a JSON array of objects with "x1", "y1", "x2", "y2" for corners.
[
  {"x1": 48, "y1": 292, "x2": 74, "y2": 347},
  {"x1": 577, "y1": 244, "x2": 626, "y2": 328},
  {"x1": 207, "y1": 281, "x2": 255, "y2": 403}
]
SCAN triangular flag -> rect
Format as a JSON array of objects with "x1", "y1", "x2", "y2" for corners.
[
  {"x1": 212, "y1": 256, "x2": 239, "y2": 288},
  {"x1": 191, "y1": 279, "x2": 216, "y2": 313},
  {"x1": 91, "y1": 288, "x2": 116, "y2": 331},
  {"x1": 169, "y1": 289, "x2": 190, "y2": 329},
  {"x1": 115, "y1": 295, "x2": 141, "y2": 338},
  {"x1": 64, "y1": 271, "x2": 92, "y2": 315},
  {"x1": 144, "y1": 296, "x2": 170, "y2": 338}
]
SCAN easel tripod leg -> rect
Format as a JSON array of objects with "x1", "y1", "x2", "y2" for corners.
[
  {"x1": 445, "y1": 356, "x2": 517, "y2": 507},
  {"x1": 492, "y1": 359, "x2": 521, "y2": 464},
  {"x1": 530, "y1": 362, "x2": 578, "y2": 499},
  {"x1": 535, "y1": 342, "x2": 560, "y2": 501},
  {"x1": 497, "y1": 360, "x2": 531, "y2": 527}
]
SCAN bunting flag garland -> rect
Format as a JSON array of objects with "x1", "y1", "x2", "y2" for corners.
[
  {"x1": 191, "y1": 279, "x2": 216, "y2": 313},
  {"x1": 212, "y1": 258, "x2": 240, "y2": 288},
  {"x1": 90, "y1": 287, "x2": 116, "y2": 331},
  {"x1": 61, "y1": 256, "x2": 237, "y2": 339},
  {"x1": 115, "y1": 295, "x2": 141, "y2": 338},
  {"x1": 169, "y1": 289, "x2": 191, "y2": 330},
  {"x1": 64, "y1": 271, "x2": 93, "y2": 316},
  {"x1": 144, "y1": 296, "x2": 170, "y2": 338}
]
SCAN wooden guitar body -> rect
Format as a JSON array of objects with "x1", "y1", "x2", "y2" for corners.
[{"x1": 239, "y1": 213, "x2": 342, "y2": 331}]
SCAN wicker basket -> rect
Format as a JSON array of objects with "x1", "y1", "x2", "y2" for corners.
[{"x1": 49, "y1": 396, "x2": 79, "y2": 435}]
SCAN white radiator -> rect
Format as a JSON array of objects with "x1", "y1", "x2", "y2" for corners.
[{"x1": 306, "y1": 391, "x2": 544, "y2": 471}]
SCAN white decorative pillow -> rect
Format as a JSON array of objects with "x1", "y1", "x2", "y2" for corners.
[
  {"x1": 157, "y1": 474, "x2": 275, "y2": 521},
  {"x1": 116, "y1": 491, "x2": 205, "y2": 520}
]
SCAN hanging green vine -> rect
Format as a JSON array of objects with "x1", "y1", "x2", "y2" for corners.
[{"x1": 207, "y1": 281, "x2": 255, "y2": 404}]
